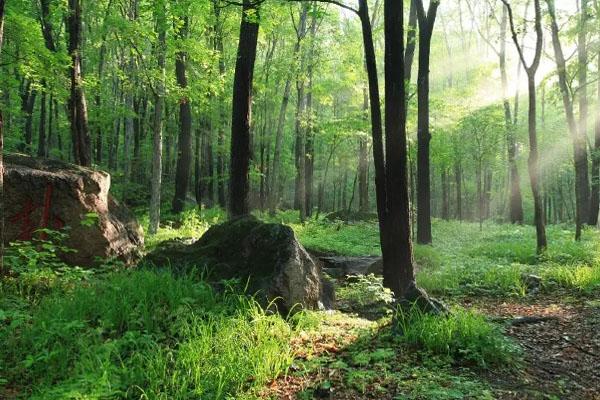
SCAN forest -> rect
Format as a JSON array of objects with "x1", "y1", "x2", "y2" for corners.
[{"x1": 0, "y1": 0, "x2": 599, "y2": 398}]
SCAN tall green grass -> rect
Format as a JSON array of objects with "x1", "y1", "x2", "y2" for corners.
[
  {"x1": 395, "y1": 306, "x2": 521, "y2": 369},
  {"x1": 0, "y1": 269, "x2": 299, "y2": 399}
]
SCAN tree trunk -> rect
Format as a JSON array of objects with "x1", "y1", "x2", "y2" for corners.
[
  {"x1": 172, "y1": 16, "x2": 193, "y2": 213},
  {"x1": 148, "y1": 3, "x2": 167, "y2": 235},
  {"x1": 0, "y1": 0, "x2": 6, "y2": 273},
  {"x1": 441, "y1": 169, "x2": 449, "y2": 220},
  {"x1": 37, "y1": 88, "x2": 48, "y2": 157},
  {"x1": 213, "y1": 0, "x2": 227, "y2": 208},
  {"x1": 229, "y1": 0, "x2": 260, "y2": 217},
  {"x1": 590, "y1": 46, "x2": 600, "y2": 225},
  {"x1": 67, "y1": 0, "x2": 92, "y2": 166},
  {"x1": 415, "y1": 0, "x2": 438, "y2": 244},
  {"x1": 499, "y1": 6, "x2": 524, "y2": 223},
  {"x1": 504, "y1": 0, "x2": 546, "y2": 253},
  {"x1": 383, "y1": 0, "x2": 420, "y2": 301},
  {"x1": 547, "y1": 0, "x2": 589, "y2": 239}
]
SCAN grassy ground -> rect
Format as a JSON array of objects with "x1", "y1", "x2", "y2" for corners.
[{"x1": 1, "y1": 209, "x2": 599, "y2": 399}]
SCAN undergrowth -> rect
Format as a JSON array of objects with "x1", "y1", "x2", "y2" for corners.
[{"x1": 0, "y1": 269, "x2": 302, "y2": 399}]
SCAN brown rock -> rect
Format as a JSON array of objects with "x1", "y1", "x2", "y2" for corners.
[{"x1": 4, "y1": 153, "x2": 143, "y2": 266}]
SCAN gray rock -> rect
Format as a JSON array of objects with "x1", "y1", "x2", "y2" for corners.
[{"x1": 147, "y1": 216, "x2": 333, "y2": 313}]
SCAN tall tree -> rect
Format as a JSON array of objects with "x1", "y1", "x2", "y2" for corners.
[
  {"x1": 67, "y1": 0, "x2": 92, "y2": 166},
  {"x1": 503, "y1": 0, "x2": 546, "y2": 253},
  {"x1": 148, "y1": 0, "x2": 167, "y2": 235},
  {"x1": 0, "y1": 0, "x2": 6, "y2": 273},
  {"x1": 546, "y1": 0, "x2": 590, "y2": 240},
  {"x1": 415, "y1": 0, "x2": 439, "y2": 244},
  {"x1": 591, "y1": 0, "x2": 600, "y2": 225},
  {"x1": 213, "y1": 0, "x2": 227, "y2": 208},
  {"x1": 229, "y1": 0, "x2": 260, "y2": 217},
  {"x1": 578, "y1": 0, "x2": 591, "y2": 226},
  {"x1": 172, "y1": 14, "x2": 193, "y2": 213},
  {"x1": 382, "y1": 0, "x2": 439, "y2": 308}
]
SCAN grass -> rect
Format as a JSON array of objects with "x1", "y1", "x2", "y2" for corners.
[
  {"x1": 395, "y1": 306, "x2": 521, "y2": 369},
  {"x1": 3, "y1": 207, "x2": 600, "y2": 398},
  {"x1": 0, "y1": 269, "x2": 302, "y2": 399}
]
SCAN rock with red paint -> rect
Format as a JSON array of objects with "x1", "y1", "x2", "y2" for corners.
[{"x1": 4, "y1": 153, "x2": 144, "y2": 267}]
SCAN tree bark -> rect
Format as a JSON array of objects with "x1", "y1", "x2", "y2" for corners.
[
  {"x1": 504, "y1": 0, "x2": 546, "y2": 253},
  {"x1": 499, "y1": 6, "x2": 524, "y2": 223},
  {"x1": 229, "y1": 0, "x2": 260, "y2": 217},
  {"x1": 172, "y1": 16, "x2": 193, "y2": 213},
  {"x1": 1, "y1": 0, "x2": 6, "y2": 273},
  {"x1": 148, "y1": 2, "x2": 167, "y2": 235},
  {"x1": 213, "y1": 0, "x2": 227, "y2": 208},
  {"x1": 383, "y1": 0, "x2": 420, "y2": 300},
  {"x1": 547, "y1": 0, "x2": 589, "y2": 239},
  {"x1": 415, "y1": 0, "x2": 438, "y2": 244},
  {"x1": 67, "y1": 0, "x2": 92, "y2": 166},
  {"x1": 590, "y1": 37, "x2": 600, "y2": 225}
]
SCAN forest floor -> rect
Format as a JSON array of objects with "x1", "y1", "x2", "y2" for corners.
[
  {"x1": 263, "y1": 292, "x2": 600, "y2": 400},
  {"x1": 2, "y1": 210, "x2": 600, "y2": 399}
]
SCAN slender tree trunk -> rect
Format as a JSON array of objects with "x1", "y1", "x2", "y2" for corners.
[
  {"x1": 547, "y1": 0, "x2": 589, "y2": 239},
  {"x1": 358, "y1": 0, "x2": 387, "y2": 259},
  {"x1": 295, "y1": 80, "x2": 307, "y2": 221},
  {"x1": 37, "y1": 88, "x2": 48, "y2": 157},
  {"x1": 172, "y1": 16, "x2": 193, "y2": 213},
  {"x1": 579, "y1": 0, "x2": 591, "y2": 226},
  {"x1": 504, "y1": 0, "x2": 546, "y2": 252},
  {"x1": 590, "y1": 46, "x2": 600, "y2": 225},
  {"x1": 415, "y1": 0, "x2": 438, "y2": 244},
  {"x1": 455, "y1": 162, "x2": 462, "y2": 220},
  {"x1": 229, "y1": 0, "x2": 260, "y2": 217},
  {"x1": 499, "y1": 6, "x2": 524, "y2": 223},
  {"x1": 441, "y1": 169, "x2": 449, "y2": 220},
  {"x1": 149, "y1": 3, "x2": 167, "y2": 235},
  {"x1": 213, "y1": 0, "x2": 227, "y2": 208},
  {"x1": 270, "y1": 5, "x2": 308, "y2": 214},
  {"x1": 0, "y1": 0, "x2": 6, "y2": 273}
]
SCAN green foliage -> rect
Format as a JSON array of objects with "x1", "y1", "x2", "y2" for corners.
[
  {"x1": 0, "y1": 269, "x2": 299, "y2": 399},
  {"x1": 3, "y1": 229, "x2": 93, "y2": 297},
  {"x1": 395, "y1": 306, "x2": 522, "y2": 369}
]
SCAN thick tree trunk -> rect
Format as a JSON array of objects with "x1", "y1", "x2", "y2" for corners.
[
  {"x1": 68, "y1": 0, "x2": 92, "y2": 166},
  {"x1": 172, "y1": 16, "x2": 193, "y2": 213},
  {"x1": 383, "y1": 0, "x2": 420, "y2": 301},
  {"x1": 229, "y1": 0, "x2": 259, "y2": 217}
]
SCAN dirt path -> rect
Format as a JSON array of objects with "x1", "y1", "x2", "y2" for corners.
[
  {"x1": 469, "y1": 296, "x2": 600, "y2": 399},
  {"x1": 264, "y1": 294, "x2": 600, "y2": 399}
]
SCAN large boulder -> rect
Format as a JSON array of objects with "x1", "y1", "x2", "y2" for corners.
[
  {"x1": 4, "y1": 153, "x2": 143, "y2": 266},
  {"x1": 147, "y1": 216, "x2": 333, "y2": 313}
]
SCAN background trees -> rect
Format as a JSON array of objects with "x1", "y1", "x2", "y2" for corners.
[{"x1": 0, "y1": 0, "x2": 599, "y2": 254}]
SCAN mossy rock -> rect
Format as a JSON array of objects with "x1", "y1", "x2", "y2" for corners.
[{"x1": 146, "y1": 216, "x2": 333, "y2": 312}]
